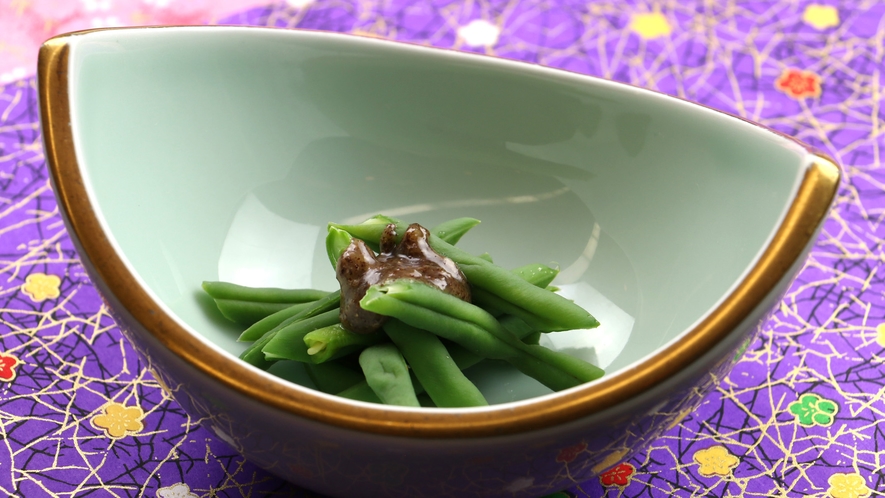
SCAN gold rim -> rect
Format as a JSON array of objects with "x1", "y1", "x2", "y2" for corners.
[{"x1": 38, "y1": 26, "x2": 841, "y2": 438}]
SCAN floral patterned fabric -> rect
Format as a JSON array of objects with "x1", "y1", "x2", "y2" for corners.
[{"x1": 0, "y1": 1, "x2": 883, "y2": 496}]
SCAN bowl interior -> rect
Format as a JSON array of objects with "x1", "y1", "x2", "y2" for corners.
[{"x1": 67, "y1": 27, "x2": 807, "y2": 404}]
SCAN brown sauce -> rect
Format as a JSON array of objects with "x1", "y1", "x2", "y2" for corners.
[{"x1": 336, "y1": 223, "x2": 471, "y2": 334}]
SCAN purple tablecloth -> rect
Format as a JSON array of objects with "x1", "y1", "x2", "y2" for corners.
[{"x1": 0, "y1": 1, "x2": 882, "y2": 496}]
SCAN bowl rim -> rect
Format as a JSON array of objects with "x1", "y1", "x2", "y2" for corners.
[{"x1": 38, "y1": 25, "x2": 840, "y2": 438}]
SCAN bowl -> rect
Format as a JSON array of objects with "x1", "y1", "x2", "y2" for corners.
[{"x1": 38, "y1": 26, "x2": 839, "y2": 497}]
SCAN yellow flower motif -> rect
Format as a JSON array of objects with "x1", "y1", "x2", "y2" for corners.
[
  {"x1": 21, "y1": 273, "x2": 61, "y2": 302},
  {"x1": 693, "y1": 445, "x2": 739, "y2": 477},
  {"x1": 630, "y1": 12, "x2": 672, "y2": 39},
  {"x1": 875, "y1": 323, "x2": 885, "y2": 347},
  {"x1": 92, "y1": 402, "x2": 144, "y2": 438},
  {"x1": 828, "y1": 473, "x2": 871, "y2": 498},
  {"x1": 803, "y1": 4, "x2": 840, "y2": 30}
]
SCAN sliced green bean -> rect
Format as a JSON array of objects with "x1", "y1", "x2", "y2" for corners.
[
  {"x1": 330, "y1": 219, "x2": 598, "y2": 331},
  {"x1": 202, "y1": 281, "x2": 328, "y2": 303},
  {"x1": 303, "y1": 324, "x2": 387, "y2": 364},
  {"x1": 359, "y1": 344, "x2": 420, "y2": 407},
  {"x1": 326, "y1": 227, "x2": 353, "y2": 268},
  {"x1": 260, "y1": 309, "x2": 341, "y2": 363},
  {"x1": 239, "y1": 303, "x2": 339, "y2": 368},
  {"x1": 239, "y1": 290, "x2": 341, "y2": 343},
  {"x1": 360, "y1": 287, "x2": 582, "y2": 391},
  {"x1": 384, "y1": 320, "x2": 487, "y2": 407},
  {"x1": 430, "y1": 217, "x2": 480, "y2": 245},
  {"x1": 214, "y1": 300, "x2": 313, "y2": 327},
  {"x1": 305, "y1": 362, "x2": 365, "y2": 394}
]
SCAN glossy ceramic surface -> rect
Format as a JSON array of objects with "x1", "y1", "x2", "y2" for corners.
[{"x1": 39, "y1": 26, "x2": 838, "y2": 497}]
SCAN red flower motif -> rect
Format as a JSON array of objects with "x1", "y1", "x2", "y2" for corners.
[
  {"x1": 600, "y1": 463, "x2": 636, "y2": 487},
  {"x1": 556, "y1": 442, "x2": 587, "y2": 463},
  {"x1": 0, "y1": 353, "x2": 18, "y2": 382},
  {"x1": 775, "y1": 68, "x2": 821, "y2": 99}
]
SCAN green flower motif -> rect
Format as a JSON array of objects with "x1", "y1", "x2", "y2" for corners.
[{"x1": 788, "y1": 393, "x2": 839, "y2": 427}]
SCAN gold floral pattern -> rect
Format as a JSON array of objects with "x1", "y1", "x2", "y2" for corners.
[
  {"x1": 827, "y1": 473, "x2": 871, "y2": 498},
  {"x1": 876, "y1": 323, "x2": 885, "y2": 347},
  {"x1": 692, "y1": 445, "x2": 739, "y2": 477},
  {"x1": 21, "y1": 272, "x2": 61, "y2": 302},
  {"x1": 802, "y1": 4, "x2": 840, "y2": 30},
  {"x1": 630, "y1": 11, "x2": 672, "y2": 39},
  {"x1": 91, "y1": 402, "x2": 144, "y2": 439}
]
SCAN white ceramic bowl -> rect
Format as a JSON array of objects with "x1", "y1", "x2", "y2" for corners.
[{"x1": 39, "y1": 26, "x2": 839, "y2": 497}]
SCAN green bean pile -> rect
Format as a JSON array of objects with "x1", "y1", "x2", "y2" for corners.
[{"x1": 202, "y1": 215, "x2": 604, "y2": 407}]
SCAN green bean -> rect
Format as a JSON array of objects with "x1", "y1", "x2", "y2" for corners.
[
  {"x1": 510, "y1": 263, "x2": 559, "y2": 289},
  {"x1": 352, "y1": 214, "x2": 398, "y2": 253},
  {"x1": 325, "y1": 227, "x2": 353, "y2": 268},
  {"x1": 522, "y1": 330, "x2": 542, "y2": 346},
  {"x1": 303, "y1": 324, "x2": 387, "y2": 363},
  {"x1": 330, "y1": 219, "x2": 598, "y2": 331},
  {"x1": 384, "y1": 320, "x2": 487, "y2": 407},
  {"x1": 417, "y1": 393, "x2": 436, "y2": 407},
  {"x1": 260, "y1": 309, "x2": 341, "y2": 363},
  {"x1": 337, "y1": 316, "x2": 538, "y2": 402},
  {"x1": 326, "y1": 217, "x2": 477, "y2": 272},
  {"x1": 430, "y1": 217, "x2": 480, "y2": 245},
  {"x1": 337, "y1": 380, "x2": 383, "y2": 403},
  {"x1": 359, "y1": 344, "x2": 420, "y2": 407},
  {"x1": 443, "y1": 315, "x2": 537, "y2": 368},
  {"x1": 360, "y1": 287, "x2": 582, "y2": 391},
  {"x1": 213, "y1": 299, "x2": 312, "y2": 327},
  {"x1": 473, "y1": 263, "x2": 561, "y2": 325},
  {"x1": 239, "y1": 290, "x2": 341, "y2": 343},
  {"x1": 202, "y1": 281, "x2": 328, "y2": 303},
  {"x1": 335, "y1": 262, "x2": 551, "y2": 401},
  {"x1": 375, "y1": 280, "x2": 604, "y2": 383},
  {"x1": 478, "y1": 252, "x2": 493, "y2": 263},
  {"x1": 305, "y1": 362, "x2": 365, "y2": 394},
  {"x1": 470, "y1": 288, "x2": 549, "y2": 330}
]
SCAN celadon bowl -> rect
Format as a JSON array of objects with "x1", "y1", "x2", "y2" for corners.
[{"x1": 38, "y1": 26, "x2": 839, "y2": 498}]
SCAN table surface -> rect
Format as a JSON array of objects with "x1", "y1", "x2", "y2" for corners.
[{"x1": 1, "y1": 1, "x2": 882, "y2": 497}]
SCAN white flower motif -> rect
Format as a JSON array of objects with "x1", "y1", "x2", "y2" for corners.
[
  {"x1": 157, "y1": 483, "x2": 198, "y2": 498},
  {"x1": 90, "y1": 16, "x2": 121, "y2": 28},
  {"x1": 81, "y1": 0, "x2": 112, "y2": 12},
  {"x1": 457, "y1": 19, "x2": 500, "y2": 47},
  {"x1": 285, "y1": 0, "x2": 313, "y2": 8},
  {"x1": 0, "y1": 67, "x2": 27, "y2": 84}
]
